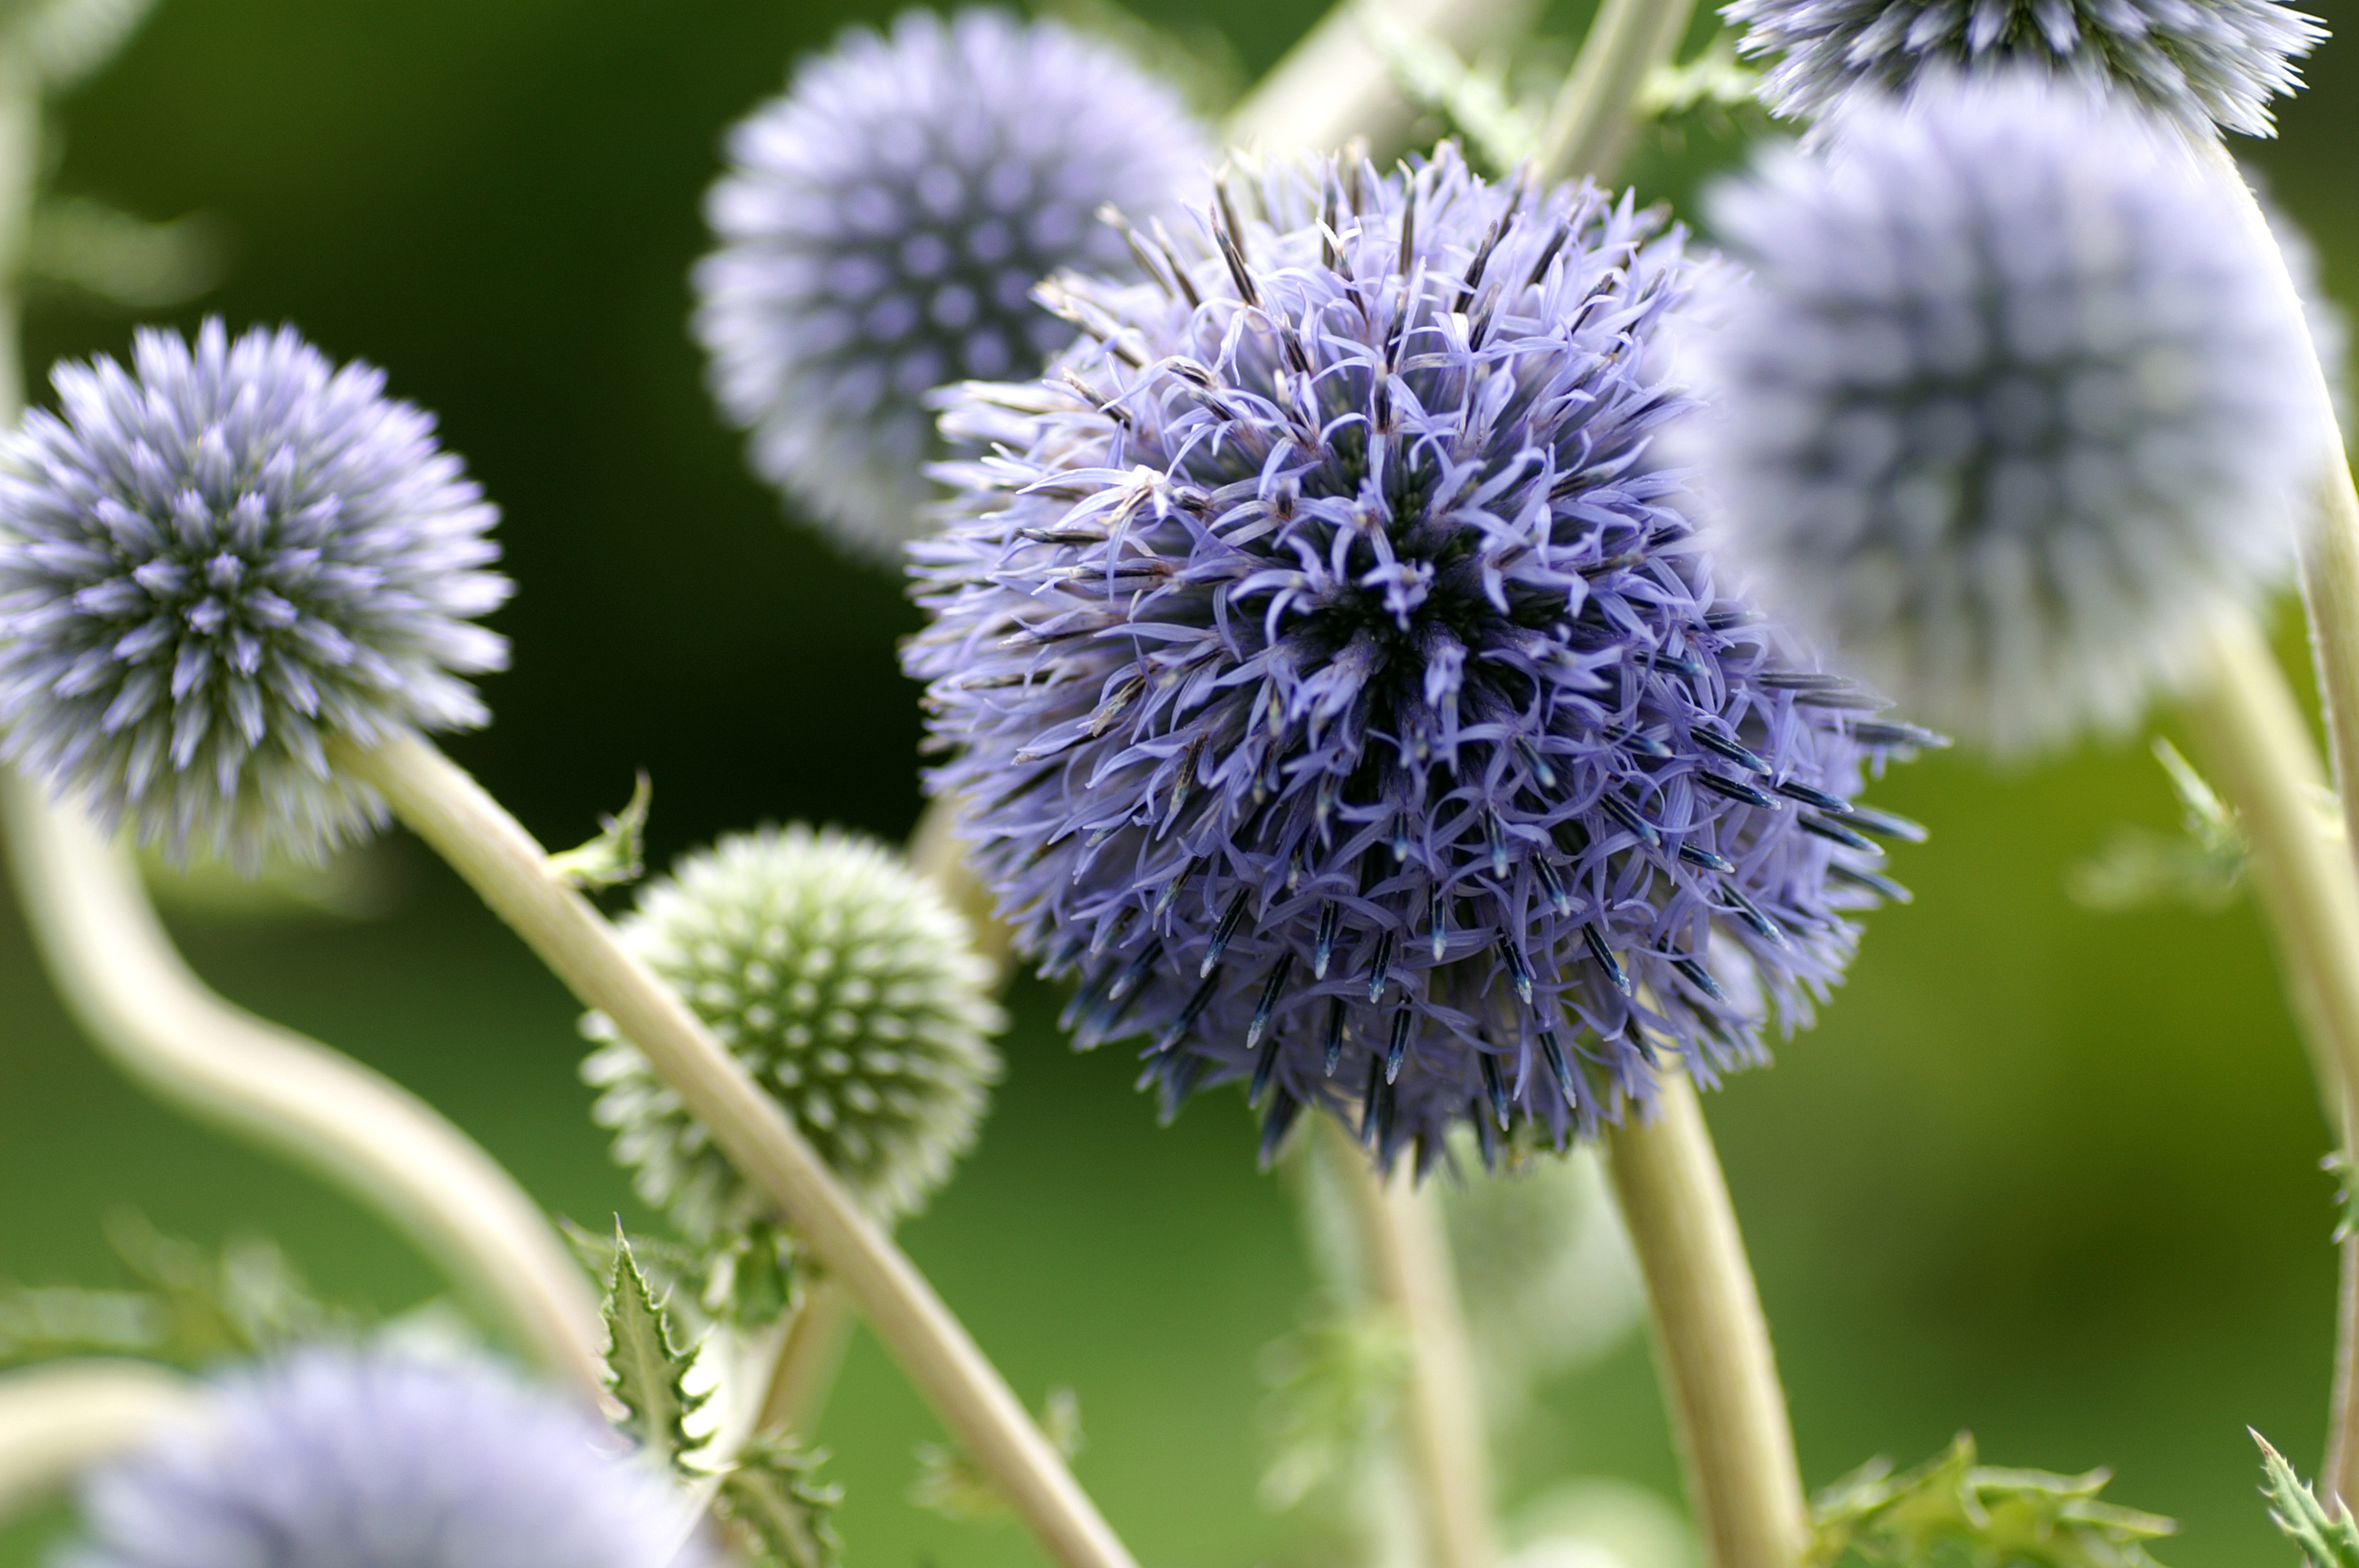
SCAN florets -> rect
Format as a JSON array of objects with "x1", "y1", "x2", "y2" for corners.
[
  {"x1": 693, "y1": 8, "x2": 1209, "y2": 559},
  {"x1": 583, "y1": 824, "x2": 1004, "y2": 1231},
  {"x1": 0, "y1": 320, "x2": 509, "y2": 867},
  {"x1": 905, "y1": 147, "x2": 1928, "y2": 1171},
  {"x1": 1723, "y1": 0, "x2": 2326, "y2": 138},
  {"x1": 1687, "y1": 75, "x2": 2320, "y2": 753},
  {"x1": 61, "y1": 1349, "x2": 696, "y2": 1568}
]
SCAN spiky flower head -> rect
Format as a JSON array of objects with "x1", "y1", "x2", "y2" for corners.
[
  {"x1": 0, "y1": 319, "x2": 509, "y2": 868},
  {"x1": 904, "y1": 146, "x2": 1929, "y2": 1172},
  {"x1": 692, "y1": 8, "x2": 1209, "y2": 560},
  {"x1": 583, "y1": 824, "x2": 1004, "y2": 1232},
  {"x1": 61, "y1": 1348, "x2": 696, "y2": 1568},
  {"x1": 1686, "y1": 74, "x2": 2320, "y2": 753},
  {"x1": 1722, "y1": 0, "x2": 2326, "y2": 138}
]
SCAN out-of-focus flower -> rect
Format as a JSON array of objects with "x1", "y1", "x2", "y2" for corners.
[
  {"x1": 693, "y1": 8, "x2": 1209, "y2": 559},
  {"x1": 0, "y1": 319, "x2": 509, "y2": 868},
  {"x1": 906, "y1": 145, "x2": 1928, "y2": 1171}
]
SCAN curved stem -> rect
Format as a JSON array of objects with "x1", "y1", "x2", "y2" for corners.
[
  {"x1": 1536, "y1": 0, "x2": 1695, "y2": 184},
  {"x1": 0, "y1": 770, "x2": 605, "y2": 1392},
  {"x1": 0, "y1": 1359, "x2": 198, "y2": 1526},
  {"x1": 1323, "y1": 1118, "x2": 1497, "y2": 1568},
  {"x1": 337, "y1": 732, "x2": 1136, "y2": 1568},
  {"x1": 1603, "y1": 1072, "x2": 1806, "y2": 1568},
  {"x1": 908, "y1": 793, "x2": 1012, "y2": 979},
  {"x1": 1223, "y1": 0, "x2": 1542, "y2": 160},
  {"x1": 755, "y1": 1279, "x2": 860, "y2": 1436}
]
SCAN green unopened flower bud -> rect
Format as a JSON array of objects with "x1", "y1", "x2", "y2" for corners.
[{"x1": 583, "y1": 824, "x2": 1004, "y2": 1236}]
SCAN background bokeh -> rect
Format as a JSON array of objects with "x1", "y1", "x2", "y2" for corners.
[{"x1": 2, "y1": 2, "x2": 2355, "y2": 1566}]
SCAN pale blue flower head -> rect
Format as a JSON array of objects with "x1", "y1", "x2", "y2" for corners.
[
  {"x1": 905, "y1": 146, "x2": 1930, "y2": 1173},
  {"x1": 0, "y1": 320, "x2": 510, "y2": 867},
  {"x1": 693, "y1": 8, "x2": 1209, "y2": 560},
  {"x1": 1723, "y1": 0, "x2": 2326, "y2": 138},
  {"x1": 1688, "y1": 74, "x2": 2321, "y2": 753},
  {"x1": 60, "y1": 1349, "x2": 696, "y2": 1568}
]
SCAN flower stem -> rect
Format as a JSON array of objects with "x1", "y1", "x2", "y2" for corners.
[
  {"x1": 756, "y1": 1278, "x2": 860, "y2": 1436},
  {"x1": 337, "y1": 731, "x2": 1136, "y2": 1568},
  {"x1": 1322, "y1": 1117, "x2": 1498, "y2": 1568},
  {"x1": 1223, "y1": 0, "x2": 1542, "y2": 159},
  {"x1": 0, "y1": 1359, "x2": 198, "y2": 1526},
  {"x1": 2177, "y1": 618, "x2": 2359, "y2": 1504},
  {"x1": 1536, "y1": 0, "x2": 1695, "y2": 185},
  {"x1": 1603, "y1": 1071, "x2": 1807, "y2": 1568},
  {"x1": 0, "y1": 770, "x2": 607, "y2": 1392}
]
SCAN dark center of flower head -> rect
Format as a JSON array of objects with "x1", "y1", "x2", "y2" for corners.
[{"x1": 910, "y1": 148, "x2": 1932, "y2": 1171}]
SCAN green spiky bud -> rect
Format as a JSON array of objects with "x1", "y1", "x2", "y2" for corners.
[{"x1": 583, "y1": 824, "x2": 1003, "y2": 1236}]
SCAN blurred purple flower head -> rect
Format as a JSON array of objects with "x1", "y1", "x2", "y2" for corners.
[
  {"x1": 1723, "y1": 0, "x2": 2325, "y2": 137},
  {"x1": 62, "y1": 1349, "x2": 695, "y2": 1568},
  {"x1": 0, "y1": 319, "x2": 510, "y2": 869},
  {"x1": 693, "y1": 8, "x2": 1209, "y2": 561},
  {"x1": 904, "y1": 146, "x2": 1929, "y2": 1172},
  {"x1": 1687, "y1": 74, "x2": 2321, "y2": 753}
]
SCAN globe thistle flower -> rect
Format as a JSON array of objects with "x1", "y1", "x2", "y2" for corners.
[
  {"x1": 1722, "y1": 0, "x2": 2326, "y2": 139},
  {"x1": 904, "y1": 146, "x2": 1929, "y2": 1171},
  {"x1": 692, "y1": 8, "x2": 1210, "y2": 559},
  {"x1": 1687, "y1": 75, "x2": 2320, "y2": 753},
  {"x1": 583, "y1": 824, "x2": 1004, "y2": 1234},
  {"x1": 0, "y1": 319, "x2": 509, "y2": 868},
  {"x1": 62, "y1": 1348, "x2": 696, "y2": 1568}
]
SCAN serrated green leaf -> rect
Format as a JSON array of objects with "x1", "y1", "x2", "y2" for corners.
[
  {"x1": 2070, "y1": 741, "x2": 2249, "y2": 914},
  {"x1": 911, "y1": 1389, "x2": 1084, "y2": 1523},
  {"x1": 602, "y1": 1225, "x2": 711, "y2": 1473},
  {"x1": 718, "y1": 1431, "x2": 844, "y2": 1568},
  {"x1": 2255, "y1": 1430, "x2": 2359, "y2": 1568},
  {"x1": 549, "y1": 773, "x2": 651, "y2": 891},
  {"x1": 1257, "y1": 1310, "x2": 1412, "y2": 1514},
  {"x1": 1810, "y1": 1434, "x2": 2174, "y2": 1568}
]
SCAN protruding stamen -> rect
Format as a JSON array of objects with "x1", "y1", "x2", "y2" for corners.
[
  {"x1": 1677, "y1": 840, "x2": 1737, "y2": 874},
  {"x1": 1540, "y1": 1030, "x2": 1579, "y2": 1109},
  {"x1": 1830, "y1": 863, "x2": 1914, "y2": 903},
  {"x1": 1360, "y1": 1051, "x2": 1384, "y2": 1145},
  {"x1": 1154, "y1": 1049, "x2": 1206, "y2": 1126},
  {"x1": 1799, "y1": 814, "x2": 1879, "y2": 853},
  {"x1": 1497, "y1": 938, "x2": 1534, "y2": 1005},
  {"x1": 1606, "y1": 725, "x2": 1673, "y2": 759},
  {"x1": 1429, "y1": 884, "x2": 1448, "y2": 960},
  {"x1": 1250, "y1": 1027, "x2": 1283, "y2": 1106},
  {"x1": 1391, "y1": 813, "x2": 1412, "y2": 862},
  {"x1": 1602, "y1": 795, "x2": 1661, "y2": 850},
  {"x1": 1153, "y1": 856, "x2": 1201, "y2": 920},
  {"x1": 1691, "y1": 728, "x2": 1769, "y2": 774},
  {"x1": 1321, "y1": 996, "x2": 1347, "y2": 1074},
  {"x1": 1478, "y1": 1051, "x2": 1510, "y2": 1131},
  {"x1": 1385, "y1": 1007, "x2": 1412, "y2": 1083},
  {"x1": 1775, "y1": 779, "x2": 1852, "y2": 815},
  {"x1": 1313, "y1": 900, "x2": 1340, "y2": 978},
  {"x1": 1853, "y1": 720, "x2": 1950, "y2": 750},
  {"x1": 1671, "y1": 954, "x2": 1726, "y2": 1000},
  {"x1": 1535, "y1": 855, "x2": 1574, "y2": 916},
  {"x1": 1107, "y1": 938, "x2": 1165, "y2": 1001},
  {"x1": 1625, "y1": 1014, "x2": 1660, "y2": 1067},
  {"x1": 1089, "y1": 903, "x2": 1136, "y2": 957},
  {"x1": 1367, "y1": 927, "x2": 1395, "y2": 1002},
  {"x1": 1695, "y1": 771, "x2": 1779, "y2": 809},
  {"x1": 1246, "y1": 955, "x2": 1294, "y2": 1049},
  {"x1": 1724, "y1": 887, "x2": 1788, "y2": 948},
  {"x1": 1581, "y1": 924, "x2": 1630, "y2": 994},
  {"x1": 1485, "y1": 811, "x2": 1510, "y2": 877},
  {"x1": 1202, "y1": 890, "x2": 1252, "y2": 976},
  {"x1": 1158, "y1": 969, "x2": 1222, "y2": 1051},
  {"x1": 1846, "y1": 804, "x2": 1928, "y2": 843},
  {"x1": 1515, "y1": 739, "x2": 1556, "y2": 789},
  {"x1": 1258, "y1": 1088, "x2": 1303, "y2": 1167}
]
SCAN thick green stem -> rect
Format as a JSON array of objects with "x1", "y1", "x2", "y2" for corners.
[
  {"x1": 1536, "y1": 0, "x2": 1695, "y2": 184},
  {"x1": 337, "y1": 732, "x2": 1136, "y2": 1568},
  {"x1": 1322, "y1": 1118, "x2": 1497, "y2": 1568},
  {"x1": 1604, "y1": 1073, "x2": 1807, "y2": 1568},
  {"x1": 0, "y1": 1360, "x2": 198, "y2": 1526},
  {"x1": 0, "y1": 771, "x2": 606, "y2": 1391}
]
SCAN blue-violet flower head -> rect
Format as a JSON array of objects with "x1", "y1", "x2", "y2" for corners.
[
  {"x1": 1687, "y1": 74, "x2": 2320, "y2": 753},
  {"x1": 904, "y1": 146, "x2": 1930, "y2": 1172},
  {"x1": 693, "y1": 8, "x2": 1209, "y2": 560},
  {"x1": 0, "y1": 319, "x2": 510, "y2": 868},
  {"x1": 60, "y1": 1348, "x2": 696, "y2": 1568},
  {"x1": 1722, "y1": 0, "x2": 2326, "y2": 138}
]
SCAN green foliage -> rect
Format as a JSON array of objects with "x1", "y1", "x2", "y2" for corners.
[
  {"x1": 1811, "y1": 1435, "x2": 2175, "y2": 1568},
  {"x1": 1632, "y1": 35, "x2": 1758, "y2": 119},
  {"x1": 600, "y1": 1226, "x2": 711, "y2": 1474},
  {"x1": 562, "y1": 1215, "x2": 800, "y2": 1331},
  {"x1": 1256, "y1": 1310, "x2": 1412, "y2": 1513},
  {"x1": 718, "y1": 1431, "x2": 844, "y2": 1568},
  {"x1": 549, "y1": 771, "x2": 652, "y2": 891},
  {"x1": 2255, "y1": 1430, "x2": 2359, "y2": 1568},
  {"x1": 0, "y1": 1210, "x2": 348, "y2": 1368},
  {"x1": 910, "y1": 1388, "x2": 1083, "y2": 1523},
  {"x1": 1361, "y1": 13, "x2": 1539, "y2": 174},
  {"x1": 2068, "y1": 740, "x2": 2248, "y2": 913}
]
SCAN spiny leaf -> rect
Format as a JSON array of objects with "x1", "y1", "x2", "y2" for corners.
[
  {"x1": 718, "y1": 1431, "x2": 844, "y2": 1568},
  {"x1": 2255, "y1": 1430, "x2": 2359, "y2": 1568},
  {"x1": 601, "y1": 1225, "x2": 710, "y2": 1473},
  {"x1": 549, "y1": 771, "x2": 652, "y2": 891},
  {"x1": 1810, "y1": 1433, "x2": 2174, "y2": 1568},
  {"x1": 560, "y1": 1214, "x2": 801, "y2": 1331},
  {"x1": 911, "y1": 1389, "x2": 1084, "y2": 1523}
]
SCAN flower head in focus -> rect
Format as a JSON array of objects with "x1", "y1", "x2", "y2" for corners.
[
  {"x1": 693, "y1": 8, "x2": 1210, "y2": 560},
  {"x1": 0, "y1": 319, "x2": 509, "y2": 868},
  {"x1": 905, "y1": 146, "x2": 1929, "y2": 1172},
  {"x1": 1687, "y1": 74, "x2": 2321, "y2": 753},
  {"x1": 583, "y1": 824, "x2": 1003, "y2": 1232},
  {"x1": 1722, "y1": 0, "x2": 2326, "y2": 138},
  {"x1": 61, "y1": 1348, "x2": 695, "y2": 1568}
]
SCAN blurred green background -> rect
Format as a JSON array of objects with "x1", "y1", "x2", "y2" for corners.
[{"x1": 2, "y1": 2, "x2": 2357, "y2": 1566}]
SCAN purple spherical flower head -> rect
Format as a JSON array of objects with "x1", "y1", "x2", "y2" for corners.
[
  {"x1": 1723, "y1": 0, "x2": 2326, "y2": 140},
  {"x1": 0, "y1": 320, "x2": 509, "y2": 869},
  {"x1": 694, "y1": 8, "x2": 1209, "y2": 561},
  {"x1": 60, "y1": 1348, "x2": 697, "y2": 1568},
  {"x1": 905, "y1": 147, "x2": 1930, "y2": 1172},
  {"x1": 1687, "y1": 74, "x2": 2321, "y2": 753}
]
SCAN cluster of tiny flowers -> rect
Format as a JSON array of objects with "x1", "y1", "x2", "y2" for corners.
[
  {"x1": 905, "y1": 146, "x2": 1929, "y2": 1171},
  {"x1": 693, "y1": 8, "x2": 1209, "y2": 559},
  {"x1": 0, "y1": 320, "x2": 508, "y2": 867},
  {"x1": 1687, "y1": 75, "x2": 2320, "y2": 753},
  {"x1": 583, "y1": 824, "x2": 1004, "y2": 1231},
  {"x1": 63, "y1": 1349, "x2": 696, "y2": 1568},
  {"x1": 1723, "y1": 0, "x2": 2326, "y2": 138}
]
